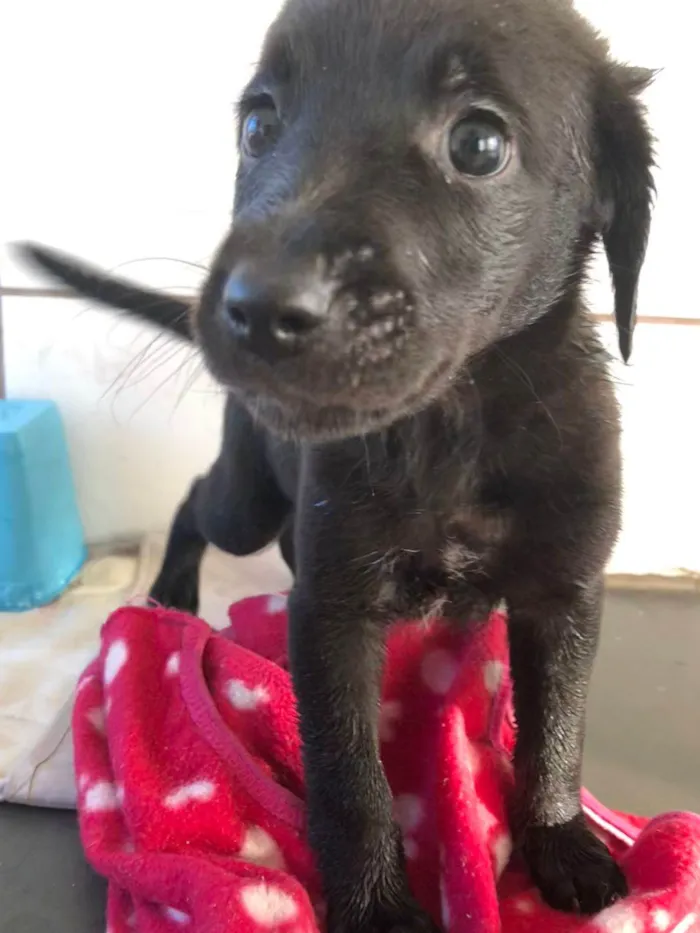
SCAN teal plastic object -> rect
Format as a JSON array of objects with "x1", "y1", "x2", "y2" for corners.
[{"x1": 0, "y1": 400, "x2": 87, "y2": 611}]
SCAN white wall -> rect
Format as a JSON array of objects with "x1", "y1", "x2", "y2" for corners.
[
  {"x1": 575, "y1": 0, "x2": 700, "y2": 325},
  {"x1": 1, "y1": 0, "x2": 698, "y2": 575},
  {"x1": 0, "y1": 0, "x2": 276, "y2": 540}
]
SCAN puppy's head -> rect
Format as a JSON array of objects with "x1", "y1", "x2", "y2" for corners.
[
  {"x1": 20, "y1": 0, "x2": 654, "y2": 442},
  {"x1": 193, "y1": 0, "x2": 654, "y2": 440}
]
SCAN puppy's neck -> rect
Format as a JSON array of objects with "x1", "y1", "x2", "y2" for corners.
[{"x1": 384, "y1": 292, "x2": 599, "y2": 497}]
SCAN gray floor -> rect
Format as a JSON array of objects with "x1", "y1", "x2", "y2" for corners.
[
  {"x1": 586, "y1": 589, "x2": 700, "y2": 816},
  {"x1": 0, "y1": 805, "x2": 105, "y2": 933},
  {"x1": 0, "y1": 589, "x2": 698, "y2": 932}
]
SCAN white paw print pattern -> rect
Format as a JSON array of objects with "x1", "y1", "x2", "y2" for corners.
[
  {"x1": 75, "y1": 674, "x2": 95, "y2": 696},
  {"x1": 482, "y1": 660, "x2": 504, "y2": 696},
  {"x1": 650, "y1": 911, "x2": 699, "y2": 933},
  {"x1": 402, "y1": 837, "x2": 419, "y2": 860},
  {"x1": 240, "y1": 826, "x2": 286, "y2": 871},
  {"x1": 512, "y1": 895, "x2": 535, "y2": 915},
  {"x1": 163, "y1": 906, "x2": 191, "y2": 925},
  {"x1": 266, "y1": 594, "x2": 288, "y2": 615},
  {"x1": 165, "y1": 652, "x2": 181, "y2": 677},
  {"x1": 393, "y1": 794, "x2": 424, "y2": 833},
  {"x1": 393, "y1": 794, "x2": 424, "y2": 862},
  {"x1": 240, "y1": 882, "x2": 299, "y2": 927},
  {"x1": 439, "y1": 876, "x2": 451, "y2": 930},
  {"x1": 86, "y1": 707, "x2": 106, "y2": 734},
  {"x1": 84, "y1": 781, "x2": 119, "y2": 813},
  {"x1": 104, "y1": 639, "x2": 128, "y2": 686},
  {"x1": 163, "y1": 780, "x2": 216, "y2": 810},
  {"x1": 452, "y1": 710, "x2": 482, "y2": 777},
  {"x1": 593, "y1": 904, "x2": 646, "y2": 933},
  {"x1": 379, "y1": 700, "x2": 403, "y2": 742},
  {"x1": 650, "y1": 911, "x2": 671, "y2": 932},
  {"x1": 227, "y1": 679, "x2": 270, "y2": 711},
  {"x1": 491, "y1": 833, "x2": 512, "y2": 878},
  {"x1": 420, "y1": 649, "x2": 459, "y2": 695},
  {"x1": 476, "y1": 800, "x2": 499, "y2": 836}
]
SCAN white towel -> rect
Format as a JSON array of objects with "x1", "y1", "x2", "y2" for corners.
[{"x1": 0, "y1": 534, "x2": 291, "y2": 807}]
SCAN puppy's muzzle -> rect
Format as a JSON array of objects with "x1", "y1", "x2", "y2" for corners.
[{"x1": 213, "y1": 240, "x2": 415, "y2": 371}]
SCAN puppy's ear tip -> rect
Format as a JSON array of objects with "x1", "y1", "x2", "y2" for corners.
[
  {"x1": 10, "y1": 243, "x2": 83, "y2": 285},
  {"x1": 9, "y1": 240, "x2": 32, "y2": 259},
  {"x1": 615, "y1": 63, "x2": 658, "y2": 95},
  {"x1": 10, "y1": 241, "x2": 50, "y2": 268},
  {"x1": 618, "y1": 330, "x2": 633, "y2": 363}
]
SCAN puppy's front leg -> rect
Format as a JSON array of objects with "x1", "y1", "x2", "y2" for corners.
[
  {"x1": 288, "y1": 571, "x2": 437, "y2": 933},
  {"x1": 507, "y1": 578, "x2": 628, "y2": 914}
]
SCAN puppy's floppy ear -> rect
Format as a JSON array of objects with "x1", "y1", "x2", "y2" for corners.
[
  {"x1": 14, "y1": 243, "x2": 194, "y2": 341},
  {"x1": 592, "y1": 64, "x2": 655, "y2": 362}
]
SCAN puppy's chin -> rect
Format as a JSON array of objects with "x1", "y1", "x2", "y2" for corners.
[
  {"x1": 228, "y1": 357, "x2": 459, "y2": 443},
  {"x1": 235, "y1": 393, "x2": 399, "y2": 442}
]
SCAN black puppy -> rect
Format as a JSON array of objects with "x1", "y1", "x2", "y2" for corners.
[{"x1": 19, "y1": 0, "x2": 654, "y2": 928}]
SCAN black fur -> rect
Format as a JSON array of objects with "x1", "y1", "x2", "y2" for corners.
[
  {"x1": 18, "y1": 0, "x2": 655, "y2": 928},
  {"x1": 19, "y1": 243, "x2": 192, "y2": 340}
]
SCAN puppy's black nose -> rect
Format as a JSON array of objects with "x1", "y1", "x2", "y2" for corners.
[{"x1": 221, "y1": 264, "x2": 325, "y2": 359}]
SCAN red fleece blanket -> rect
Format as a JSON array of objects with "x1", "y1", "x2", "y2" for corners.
[{"x1": 73, "y1": 595, "x2": 700, "y2": 933}]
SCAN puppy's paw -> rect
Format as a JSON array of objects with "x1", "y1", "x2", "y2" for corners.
[
  {"x1": 330, "y1": 898, "x2": 440, "y2": 933},
  {"x1": 374, "y1": 902, "x2": 440, "y2": 933},
  {"x1": 522, "y1": 814, "x2": 628, "y2": 914},
  {"x1": 149, "y1": 573, "x2": 199, "y2": 615}
]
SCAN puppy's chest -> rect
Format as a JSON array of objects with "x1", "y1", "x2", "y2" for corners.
[{"x1": 376, "y1": 508, "x2": 509, "y2": 623}]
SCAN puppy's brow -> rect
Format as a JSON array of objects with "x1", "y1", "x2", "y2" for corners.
[
  {"x1": 428, "y1": 44, "x2": 503, "y2": 100},
  {"x1": 440, "y1": 51, "x2": 472, "y2": 91},
  {"x1": 236, "y1": 38, "x2": 293, "y2": 115},
  {"x1": 259, "y1": 32, "x2": 296, "y2": 87}
]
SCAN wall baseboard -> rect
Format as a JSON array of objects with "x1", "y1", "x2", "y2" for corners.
[
  {"x1": 2, "y1": 287, "x2": 700, "y2": 329},
  {"x1": 606, "y1": 572, "x2": 700, "y2": 594},
  {"x1": 84, "y1": 538, "x2": 700, "y2": 595}
]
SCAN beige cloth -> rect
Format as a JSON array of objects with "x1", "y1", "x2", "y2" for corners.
[{"x1": 0, "y1": 534, "x2": 291, "y2": 808}]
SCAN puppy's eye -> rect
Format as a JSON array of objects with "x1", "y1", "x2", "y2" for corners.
[
  {"x1": 241, "y1": 102, "x2": 281, "y2": 158},
  {"x1": 448, "y1": 112, "x2": 510, "y2": 177}
]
